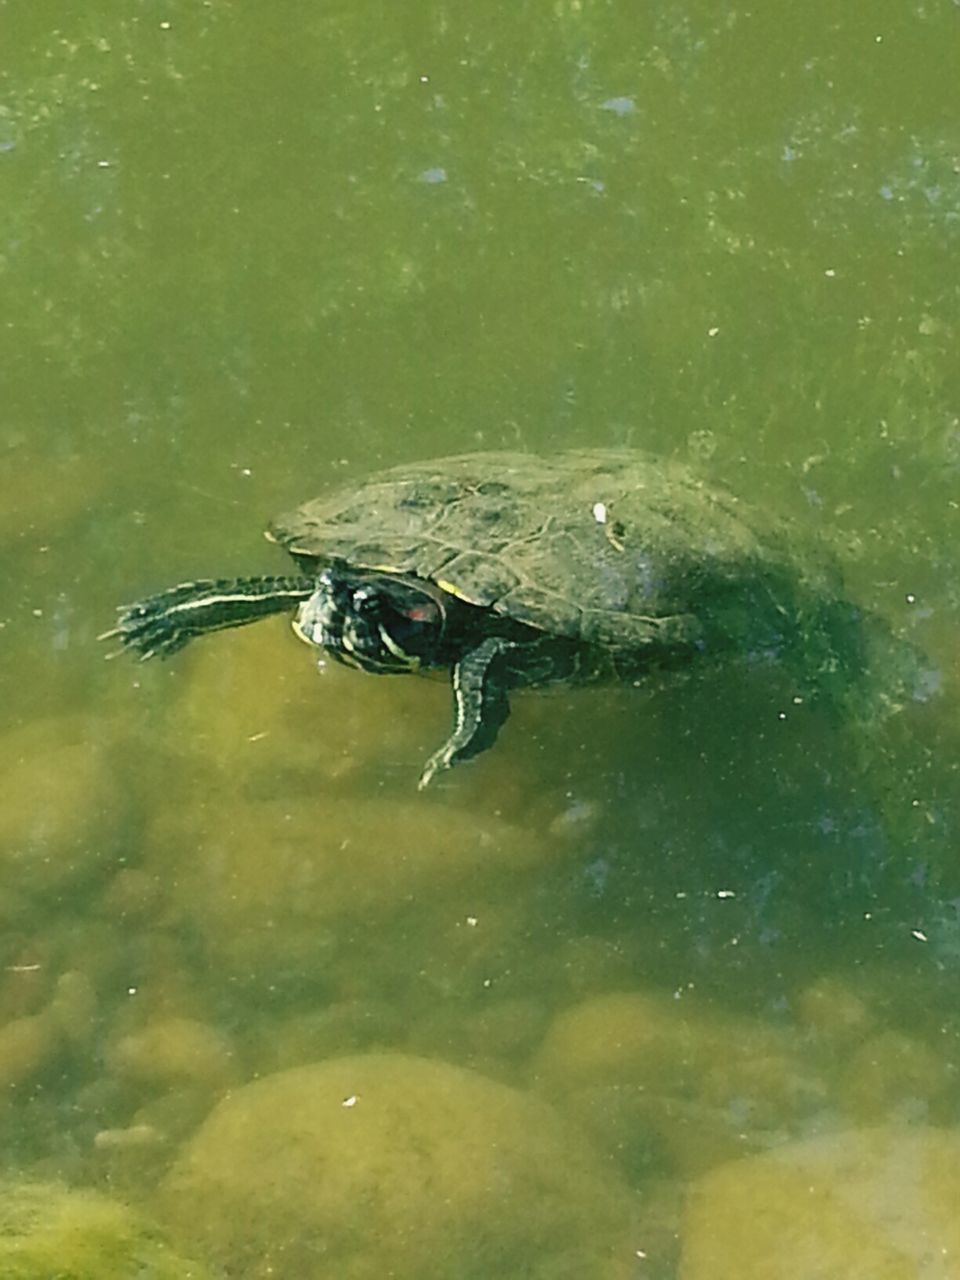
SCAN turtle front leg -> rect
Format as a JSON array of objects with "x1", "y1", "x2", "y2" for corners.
[
  {"x1": 417, "y1": 636, "x2": 518, "y2": 789},
  {"x1": 100, "y1": 576, "x2": 314, "y2": 659}
]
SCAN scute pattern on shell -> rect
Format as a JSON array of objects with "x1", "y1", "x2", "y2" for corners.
[{"x1": 269, "y1": 450, "x2": 836, "y2": 649}]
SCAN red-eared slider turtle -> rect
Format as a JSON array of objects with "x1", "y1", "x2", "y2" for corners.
[{"x1": 103, "y1": 449, "x2": 871, "y2": 787}]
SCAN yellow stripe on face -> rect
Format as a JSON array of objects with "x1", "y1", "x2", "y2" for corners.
[
  {"x1": 377, "y1": 625, "x2": 421, "y2": 670},
  {"x1": 290, "y1": 617, "x2": 313, "y2": 647}
]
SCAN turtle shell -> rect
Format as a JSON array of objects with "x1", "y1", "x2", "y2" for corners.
[{"x1": 268, "y1": 449, "x2": 838, "y2": 652}]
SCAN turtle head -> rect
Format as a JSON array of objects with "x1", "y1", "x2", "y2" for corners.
[{"x1": 293, "y1": 568, "x2": 448, "y2": 673}]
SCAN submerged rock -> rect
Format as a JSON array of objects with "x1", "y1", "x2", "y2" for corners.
[
  {"x1": 532, "y1": 990, "x2": 824, "y2": 1174},
  {"x1": 680, "y1": 1125, "x2": 960, "y2": 1279},
  {"x1": 0, "y1": 724, "x2": 125, "y2": 899},
  {"x1": 151, "y1": 795, "x2": 547, "y2": 976},
  {"x1": 0, "y1": 971, "x2": 96, "y2": 1093},
  {"x1": 105, "y1": 1014, "x2": 237, "y2": 1091},
  {"x1": 161, "y1": 1052, "x2": 642, "y2": 1279}
]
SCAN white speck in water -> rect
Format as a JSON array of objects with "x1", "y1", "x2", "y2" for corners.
[
  {"x1": 600, "y1": 96, "x2": 636, "y2": 117},
  {"x1": 342, "y1": 1094, "x2": 359, "y2": 1108}
]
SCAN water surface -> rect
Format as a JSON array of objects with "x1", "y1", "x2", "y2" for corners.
[{"x1": 2, "y1": 2, "x2": 958, "y2": 1276}]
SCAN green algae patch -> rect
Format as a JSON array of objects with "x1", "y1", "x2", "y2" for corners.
[{"x1": 0, "y1": 1180, "x2": 214, "y2": 1279}]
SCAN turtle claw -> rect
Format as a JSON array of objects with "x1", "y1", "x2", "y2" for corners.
[
  {"x1": 97, "y1": 623, "x2": 140, "y2": 661},
  {"x1": 417, "y1": 747, "x2": 454, "y2": 790},
  {"x1": 99, "y1": 604, "x2": 189, "y2": 660}
]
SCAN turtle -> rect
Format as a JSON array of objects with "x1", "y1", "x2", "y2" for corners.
[{"x1": 102, "y1": 448, "x2": 873, "y2": 788}]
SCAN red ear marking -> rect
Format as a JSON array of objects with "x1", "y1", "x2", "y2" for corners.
[{"x1": 404, "y1": 603, "x2": 440, "y2": 623}]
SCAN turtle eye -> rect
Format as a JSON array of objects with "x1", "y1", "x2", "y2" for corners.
[
  {"x1": 349, "y1": 586, "x2": 440, "y2": 631},
  {"x1": 338, "y1": 578, "x2": 445, "y2": 672},
  {"x1": 350, "y1": 586, "x2": 379, "y2": 615}
]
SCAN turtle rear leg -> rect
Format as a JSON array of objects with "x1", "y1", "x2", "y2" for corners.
[
  {"x1": 100, "y1": 576, "x2": 314, "y2": 660},
  {"x1": 418, "y1": 636, "x2": 517, "y2": 789}
]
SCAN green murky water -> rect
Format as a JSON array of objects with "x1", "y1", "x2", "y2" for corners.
[{"x1": 2, "y1": 2, "x2": 959, "y2": 1276}]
